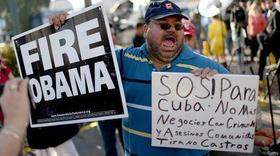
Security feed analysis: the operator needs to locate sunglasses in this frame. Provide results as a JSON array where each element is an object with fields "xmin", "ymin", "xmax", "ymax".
[{"xmin": 150, "ymin": 20, "xmax": 184, "ymax": 31}]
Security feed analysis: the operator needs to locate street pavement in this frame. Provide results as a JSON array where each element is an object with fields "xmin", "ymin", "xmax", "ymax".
[{"xmin": 73, "ymin": 122, "xmax": 123, "ymax": 156}]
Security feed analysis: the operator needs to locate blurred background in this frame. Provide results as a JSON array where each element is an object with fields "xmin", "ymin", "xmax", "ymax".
[
  {"xmin": 1, "ymin": 0, "xmax": 280, "ymax": 155},
  {"xmin": 0, "ymin": 0, "xmax": 199, "ymax": 45}
]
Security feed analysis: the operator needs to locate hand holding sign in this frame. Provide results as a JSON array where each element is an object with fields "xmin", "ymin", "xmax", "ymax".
[
  {"xmin": 191, "ymin": 68, "xmax": 218, "ymax": 78},
  {"xmin": 0, "ymin": 79, "xmax": 30, "ymax": 156},
  {"xmin": 49, "ymin": 12, "xmax": 68, "ymax": 29}
]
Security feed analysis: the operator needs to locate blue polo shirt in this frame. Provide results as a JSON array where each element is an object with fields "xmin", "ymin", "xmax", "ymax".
[{"xmin": 116, "ymin": 43, "xmax": 228, "ymax": 156}]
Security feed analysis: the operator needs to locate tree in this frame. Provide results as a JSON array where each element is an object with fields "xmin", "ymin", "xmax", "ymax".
[
  {"xmin": 0, "ymin": 0, "xmax": 49, "ymax": 34},
  {"xmin": 0, "ymin": 0, "xmax": 5, "ymax": 14},
  {"xmin": 16, "ymin": 0, "xmax": 49, "ymax": 32},
  {"xmin": 0, "ymin": 43, "xmax": 19, "ymax": 76}
]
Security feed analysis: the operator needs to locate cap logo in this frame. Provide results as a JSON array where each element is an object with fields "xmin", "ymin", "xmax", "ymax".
[{"xmin": 165, "ymin": 3, "xmax": 173, "ymax": 9}]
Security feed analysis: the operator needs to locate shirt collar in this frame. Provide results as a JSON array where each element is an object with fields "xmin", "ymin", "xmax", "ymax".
[{"xmin": 178, "ymin": 44, "xmax": 196, "ymax": 60}]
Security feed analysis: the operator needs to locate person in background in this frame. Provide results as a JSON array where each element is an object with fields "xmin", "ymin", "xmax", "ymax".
[
  {"xmin": 223, "ymin": 7, "xmax": 233, "ymax": 55},
  {"xmin": 0, "ymin": 79, "xmax": 30, "ymax": 156},
  {"xmin": 110, "ymin": 23, "xmax": 122, "ymax": 49},
  {"xmin": 0, "ymin": 58, "xmax": 15, "ymax": 124},
  {"xmin": 182, "ymin": 19, "xmax": 197, "ymax": 50},
  {"xmin": 132, "ymin": 22, "xmax": 145, "ymax": 47},
  {"xmin": 260, "ymin": 0, "xmax": 268, "ymax": 15},
  {"xmin": 258, "ymin": 0, "xmax": 280, "ymax": 82},
  {"xmin": 247, "ymin": 1, "xmax": 266, "ymax": 63},
  {"xmin": 230, "ymin": 0, "xmax": 248, "ymax": 73},
  {"xmin": 50, "ymin": 1, "xmax": 228, "ymax": 155},
  {"xmin": 238, "ymin": 0, "xmax": 249, "ymax": 28},
  {"xmin": 98, "ymin": 23, "xmax": 124, "ymax": 156},
  {"xmin": 190, "ymin": 12, "xmax": 204, "ymax": 52},
  {"xmin": 201, "ymin": 16, "xmax": 211, "ymax": 39},
  {"xmin": 0, "ymin": 58, "xmax": 15, "ymax": 84},
  {"xmin": 208, "ymin": 15, "xmax": 228, "ymax": 68},
  {"xmin": 264, "ymin": 0, "xmax": 275, "ymax": 18}
]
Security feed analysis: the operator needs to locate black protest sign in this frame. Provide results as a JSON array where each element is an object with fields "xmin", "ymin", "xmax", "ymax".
[
  {"xmin": 12, "ymin": 3, "xmax": 127, "ymax": 127},
  {"xmin": 152, "ymin": 72, "xmax": 259, "ymax": 153}
]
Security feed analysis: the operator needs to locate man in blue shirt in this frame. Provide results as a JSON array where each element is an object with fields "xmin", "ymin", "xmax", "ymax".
[
  {"xmin": 50, "ymin": 1, "xmax": 228, "ymax": 155},
  {"xmin": 117, "ymin": 2, "xmax": 227, "ymax": 155}
]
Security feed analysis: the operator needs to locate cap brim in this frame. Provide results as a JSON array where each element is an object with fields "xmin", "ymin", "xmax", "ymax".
[{"xmin": 152, "ymin": 13, "xmax": 189, "ymax": 20}]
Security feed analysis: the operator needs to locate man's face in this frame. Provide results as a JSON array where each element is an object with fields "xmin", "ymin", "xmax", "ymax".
[
  {"xmin": 239, "ymin": 1, "xmax": 247, "ymax": 9},
  {"xmin": 144, "ymin": 16, "xmax": 184, "ymax": 63},
  {"xmin": 265, "ymin": 0, "xmax": 274, "ymax": 10}
]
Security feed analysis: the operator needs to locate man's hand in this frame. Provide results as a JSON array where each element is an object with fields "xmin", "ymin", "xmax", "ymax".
[
  {"xmin": 191, "ymin": 68, "xmax": 218, "ymax": 78},
  {"xmin": 49, "ymin": 12, "xmax": 68, "ymax": 29}
]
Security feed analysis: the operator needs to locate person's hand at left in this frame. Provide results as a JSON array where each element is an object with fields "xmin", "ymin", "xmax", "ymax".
[
  {"xmin": 191, "ymin": 68, "xmax": 218, "ymax": 78},
  {"xmin": 0, "ymin": 78, "xmax": 30, "ymax": 138}
]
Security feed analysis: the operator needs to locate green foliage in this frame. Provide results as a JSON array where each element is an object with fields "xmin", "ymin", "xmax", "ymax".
[
  {"xmin": 0, "ymin": 43, "xmax": 19, "ymax": 76},
  {"xmin": 16, "ymin": 0, "xmax": 49, "ymax": 31},
  {"xmin": 0, "ymin": 0, "xmax": 49, "ymax": 33},
  {"xmin": 0, "ymin": 0, "xmax": 6, "ymax": 13}
]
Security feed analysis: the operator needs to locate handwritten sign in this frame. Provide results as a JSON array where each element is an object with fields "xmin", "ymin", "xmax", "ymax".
[{"xmin": 152, "ymin": 72, "xmax": 259, "ymax": 153}]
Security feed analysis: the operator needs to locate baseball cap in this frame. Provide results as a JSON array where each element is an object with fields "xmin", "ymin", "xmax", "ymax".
[{"xmin": 144, "ymin": 0, "xmax": 188, "ymax": 22}]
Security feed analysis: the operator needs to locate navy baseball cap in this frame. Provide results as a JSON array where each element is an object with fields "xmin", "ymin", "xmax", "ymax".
[{"xmin": 144, "ymin": 0, "xmax": 188, "ymax": 22}]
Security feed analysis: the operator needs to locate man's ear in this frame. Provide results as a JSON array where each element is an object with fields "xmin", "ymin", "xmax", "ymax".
[{"xmin": 143, "ymin": 24, "xmax": 148, "ymax": 38}]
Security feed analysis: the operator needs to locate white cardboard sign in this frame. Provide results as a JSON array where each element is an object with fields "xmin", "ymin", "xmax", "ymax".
[{"xmin": 152, "ymin": 72, "xmax": 259, "ymax": 153}]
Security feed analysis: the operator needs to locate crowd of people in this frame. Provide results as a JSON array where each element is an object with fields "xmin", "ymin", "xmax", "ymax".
[
  {"xmin": 184, "ymin": 0, "xmax": 280, "ymax": 82},
  {"xmin": 0, "ymin": 0, "xmax": 280, "ymax": 156},
  {"xmin": 118, "ymin": 0, "xmax": 280, "ymax": 83}
]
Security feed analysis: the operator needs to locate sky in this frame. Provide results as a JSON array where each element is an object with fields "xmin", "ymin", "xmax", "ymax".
[{"xmin": 68, "ymin": 0, "xmax": 85, "ymax": 10}]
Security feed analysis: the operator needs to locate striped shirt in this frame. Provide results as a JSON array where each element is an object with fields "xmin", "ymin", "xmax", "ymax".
[{"xmin": 116, "ymin": 43, "xmax": 228, "ymax": 156}]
